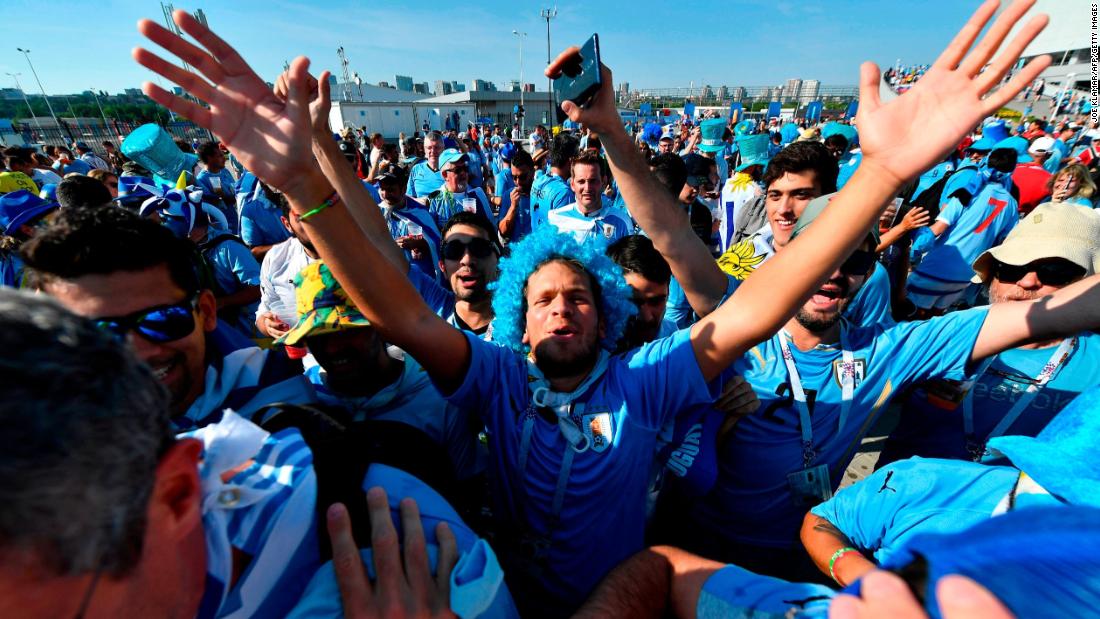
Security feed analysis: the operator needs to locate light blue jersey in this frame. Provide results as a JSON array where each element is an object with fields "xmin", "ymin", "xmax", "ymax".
[
  {"xmin": 440, "ymin": 329, "xmax": 721, "ymax": 611},
  {"xmin": 407, "ymin": 160, "xmax": 444, "ymax": 198},
  {"xmin": 237, "ymin": 181, "xmax": 291, "ymax": 248},
  {"xmin": 407, "ymin": 266, "xmax": 495, "ymax": 341},
  {"xmin": 530, "ymin": 173, "xmax": 574, "ymax": 229},
  {"xmin": 910, "ymin": 159, "xmax": 956, "ymax": 203},
  {"xmin": 687, "ymin": 308, "xmax": 989, "ymax": 548},
  {"xmin": 836, "ymin": 151, "xmax": 862, "ymax": 190},
  {"xmin": 496, "ymin": 171, "xmax": 535, "ymax": 243},
  {"xmin": 881, "ymin": 333, "xmax": 1100, "ymax": 464},
  {"xmin": 382, "ymin": 197, "xmax": 443, "ymax": 282},
  {"xmin": 424, "ymin": 187, "xmax": 494, "ymax": 231},
  {"xmin": 186, "ymin": 412, "xmax": 320, "ymax": 619},
  {"xmin": 201, "ymin": 235, "xmax": 262, "ymax": 336},
  {"xmin": 697, "ymin": 564, "xmax": 833, "ymax": 619},
  {"xmin": 810, "ymin": 458, "xmax": 1058, "ymax": 565},
  {"xmin": 908, "ymin": 183, "xmax": 1017, "ymax": 304},
  {"xmin": 546, "ymin": 203, "xmax": 633, "ymax": 247}
]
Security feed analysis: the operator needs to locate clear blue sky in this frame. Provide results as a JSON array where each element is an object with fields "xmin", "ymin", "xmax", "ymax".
[{"xmin": 2, "ymin": 0, "xmax": 995, "ymax": 96}]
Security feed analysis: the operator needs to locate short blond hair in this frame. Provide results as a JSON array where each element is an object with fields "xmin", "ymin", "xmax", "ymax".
[{"xmin": 1049, "ymin": 163, "xmax": 1096, "ymax": 199}]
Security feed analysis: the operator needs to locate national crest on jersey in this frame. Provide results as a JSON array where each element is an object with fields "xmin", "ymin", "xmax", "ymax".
[
  {"xmin": 833, "ymin": 357, "xmax": 867, "ymax": 389},
  {"xmin": 581, "ymin": 410, "xmax": 615, "ymax": 453}
]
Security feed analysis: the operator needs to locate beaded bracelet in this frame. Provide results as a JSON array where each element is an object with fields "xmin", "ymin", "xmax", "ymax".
[
  {"xmin": 829, "ymin": 547, "xmax": 861, "ymax": 585},
  {"xmin": 297, "ymin": 191, "xmax": 340, "ymax": 222}
]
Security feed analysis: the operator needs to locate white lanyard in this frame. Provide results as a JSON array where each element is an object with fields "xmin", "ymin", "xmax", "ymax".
[
  {"xmin": 963, "ymin": 337, "xmax": 1076, "ymax": 460},
  {"xmin": 778, "ymin": 329, "xmax": 856, "ymax": 467},
  {"xmin": 512, "ymin": 352, "xmax": 611, "ymax": 546}
]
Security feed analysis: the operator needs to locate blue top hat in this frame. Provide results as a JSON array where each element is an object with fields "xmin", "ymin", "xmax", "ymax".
[
  {"xmin": 982, "ymin": 120, "xmax": 1011, "ymax": 144},
  {"xmin": 698, "ymin": 118, "xmax": 727, "ymax": 153},
  {"xmin": 121, "ymin": 124, "xmax": 200, "ymax": 186},
  {"xmin": 967, "ymin": 136, "xmax": 996, "ymax": 152},
  {"xmin": 735, "ymin": 134, "xmax": 771, "ymax": 171},
  {"xmin": 115, "ymin": 176, "xmax": 157, "ymax": 201},
  {"xmin": 993, "ymin": 135, "xmax": 1032, "ymax": 163},
  {"xmin": 734, "ymin": 119, "xmax": 756, "ymax": 136},
  {"xmin": 0, "ymin": 190, "xmax": 58, "ymax": 236},
  {"xmin": 822, "ymin": 121, "xmax": 858, "ymax": 147},
  {"xmin": 38, "ymin": 183, "xmax": 58, "ymax": 202}
]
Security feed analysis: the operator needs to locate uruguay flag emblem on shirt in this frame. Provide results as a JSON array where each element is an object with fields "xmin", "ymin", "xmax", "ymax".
[{"xmin": 583, "ymin": 411, "xmax": 615, "ymax": 453}]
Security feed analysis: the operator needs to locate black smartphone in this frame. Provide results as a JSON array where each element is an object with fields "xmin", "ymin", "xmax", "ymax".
[{"xmin": 554, "ymin": 33, "xmax": 602, "ymax": 109}]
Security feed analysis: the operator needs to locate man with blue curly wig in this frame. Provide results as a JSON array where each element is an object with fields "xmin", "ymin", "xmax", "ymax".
[{"xmin": 137, "ymin": 2, "xmax": 1078, "ymax": 616}]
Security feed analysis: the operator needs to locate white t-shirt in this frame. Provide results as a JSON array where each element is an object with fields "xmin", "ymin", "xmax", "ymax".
[{"xmin": 256, "ymin": 237, "xmax": 317, "ymax": 324}]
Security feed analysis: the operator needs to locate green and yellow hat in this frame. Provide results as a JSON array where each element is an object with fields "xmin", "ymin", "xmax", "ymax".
[{"xmin": 277, "ymin": 262, "xmax": 371, "ymax": 346}]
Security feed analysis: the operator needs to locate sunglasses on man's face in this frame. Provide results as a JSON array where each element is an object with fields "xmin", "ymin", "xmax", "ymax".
[
  {"xmin": 840, "ymin": 250, "xmax": 877, "ymax": 277},
  {"xmin": 95, "ymin": 295, "xmax": 199, "ymax": 343},
  {"xmin": 445, "ymin": 165, "xmax": 469, "ymax": 175},
  {"xmin": 993, "ymin": 259, "xmax": 1086, "ymax": 287},
  {"xmin": 442, "ymin": 237, "xmax": 497, "ymax": 260}
]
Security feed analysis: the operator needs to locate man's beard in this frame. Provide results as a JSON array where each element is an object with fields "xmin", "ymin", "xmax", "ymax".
[
  {"xmin": 794, "ymin": 306, "xmax": 844, "ymax": 333},
  {"xmin": 534, "ymin": 337, "xmax": 600, "ymax": 379}
]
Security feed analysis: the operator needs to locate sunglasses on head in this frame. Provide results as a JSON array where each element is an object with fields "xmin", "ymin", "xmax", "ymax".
[
  {"xmin": 993, "ymin": 259, "xmax": 1086, "ymax": 287},
  {"xmin": 442, "ymin": 237, "xmax": 497, "ymax": 260},
  {"xmin": 95, "ymin": 295, "xmax": 199, "ymax": 343},
  {"xmin": 840, "ymin": 250, "xmax": 877, "ymax": 276}
]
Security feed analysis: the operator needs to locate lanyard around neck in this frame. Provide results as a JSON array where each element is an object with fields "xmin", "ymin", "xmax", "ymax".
[
  {"xmin": 778, "ymin": 328, "xmax": 855, "ymax": 466},
  {"xmin": 963, "ymin": 337, "xmax": 1076, "ymax": 460}
]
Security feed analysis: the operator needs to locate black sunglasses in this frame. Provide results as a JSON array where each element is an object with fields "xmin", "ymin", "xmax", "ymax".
[
  {"xmin": 445, "ymin": 165, "xmax": 469, "ymax": 175},
  {"xmin": 95, "ymin": 295, "xmax": 199, "ymax": 343},
  {"xmin": 442, "ymin": 237, "xmax": 497, "ymax": 260},
  {"xmin": 840, "ymin": 250, "xmax": 877, "ymax": 276},
  {"xmin": 993, "ymin": 259, "xmax": 1086, "ymax": 287}
]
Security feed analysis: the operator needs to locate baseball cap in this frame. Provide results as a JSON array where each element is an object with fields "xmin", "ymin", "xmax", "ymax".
[
  {"xmin": 791, "ymin": 193, "xmax": 881, "ymax": 248},
  {"xmin": 972, "ymin": 202, "xmax": 1100, "ymax": 284},
  {"xmin": 1028, "ymin": 135, "xmax": 1056, "ymax": 155},
  {"xmin": 439, "ymin": 148, "xmax": 468, "ymax": 170},
  {"xmin": 278, "ymin": 262, "xmax": 372, "ymax": 346}
]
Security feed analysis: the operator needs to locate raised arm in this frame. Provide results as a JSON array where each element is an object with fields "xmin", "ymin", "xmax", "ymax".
[
  {"xmin": 970, "ymin": 273, "xmax": 1100, "ymax": 363},
  {"xmin": 272, "ymin": 69, "xmax": 408, "ymax": 272},
  {"xmin": 800, "ymin": 513, "xmax": 877, "ymax": 587},
  {"xmin": 134, "ymin": 11, "xmax": 471, "ymax": 393},
  {"xmin": 622, "ymin": 0, "xmax": 1046, "ymax": 381},
  {"xmin": 548, "ymin": 61, "xmax": 730, "ymax": 317}
]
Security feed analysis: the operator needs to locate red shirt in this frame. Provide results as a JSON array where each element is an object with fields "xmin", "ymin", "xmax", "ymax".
[{"xmin": 1012, "ymin": 162, "xmax": 1052, "ymax": 216}]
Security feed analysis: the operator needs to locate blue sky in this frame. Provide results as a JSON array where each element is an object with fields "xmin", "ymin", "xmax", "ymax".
[{"xmin": 2, "ymin": 1, "xmax": 997, "ymax": 96}]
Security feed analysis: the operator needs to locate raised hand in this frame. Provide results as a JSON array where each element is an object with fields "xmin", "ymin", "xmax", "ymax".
[
  {"xmin": 855, "ymin": 0, "xmax": 1050, "ymax": 186},
  {"xmin": 134, "ymin": 10, "xmax": 322, "ymax": 201},
  {"xmin": 274, "ymin": 69, "xmax": 333, "ymax": 138},
  {"xmin": 545, "ymin": 49, "xmax": 621, "ymax": 135},
  {"xmin": 829, "ymin": 571, "xmax": 1014, "ymax": 619},
  {"xmin": 328, "ymin": 489, "xmax": 458, "ymax": 619}
]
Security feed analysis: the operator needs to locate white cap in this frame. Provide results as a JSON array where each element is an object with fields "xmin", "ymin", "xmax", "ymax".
[
  {"xmin": 1029, "ymin": 135, "xmax": 1056, "ymax": 155},
  {"xmin": 972, "ymin": 202, "xmax": 1100, "ymax": 283}
]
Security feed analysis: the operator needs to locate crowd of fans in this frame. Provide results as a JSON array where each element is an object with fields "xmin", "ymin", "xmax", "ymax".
[{"xmin": 1, "ymin": 1, "xmax": 1099, "ymax": 617}]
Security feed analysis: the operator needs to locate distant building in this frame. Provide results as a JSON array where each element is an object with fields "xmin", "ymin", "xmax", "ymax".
[
  {"xmin": 729, "ymin": 86, "xmax": 745, "ymax": 102},
  {"xmin": 413, "ymin": 82, "xmax": 430, "ymax": 95},
  {"xmin": 783, "ymin": 78, "xmax": 802, "ymax": 103},
  {"xmin": 1011, "ymin": 0, "xmax": 1090, "ymax": 93},
  {"xmin": 124, "ymin": 88, "xmax": 144, "ymax": 97},
  {"xmin": 450, "ymin": 81, "xmax": 465, "ymax": 93},
  {"xmin": 507, "ymin": 80, "xmax": 521, "ymax": 92},
  {"xmin": 378, "ymin": 81, "xmax": 392, "ymax": 89},
  {"xmin": 470, "ymin": 79, "xmax": 496, "ymax": 92},
  {"xmin": 799, "ymin": 79, "xmax": 820, "ymax": 104},
  {"xmin": 523, "ymin": 83, "xmax": 535, "ymax": 93},
  {"xmin": 618, "ymin": 82, "xmax": 630, "ymax": 95},
  {"xmin": 434, "ymin": 80, "xmax": 453, "ymax": 95},
  {"xmin": 395, "ymin": 75, "xmax": 413, "ymax": 92}
]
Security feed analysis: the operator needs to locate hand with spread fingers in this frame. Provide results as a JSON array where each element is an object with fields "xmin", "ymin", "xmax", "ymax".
[
  {"xmin": 852, "ymin": 0, "xmax": 1050, "ymax": 186},
  {"xmin": 133, "ymin": 10, "xmax": 324, "ymax": 202},
  {"xmin": 327, "ymin": 489, "xmax": 458, "ymax": 619}
]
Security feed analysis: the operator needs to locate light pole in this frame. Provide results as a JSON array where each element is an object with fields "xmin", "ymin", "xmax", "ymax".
[
  {"xmin": 540, "ymin": 7, "xmax": 557, "ymax": 126},
  {"xmin": 16, "ymin": 48, "xmax": 66, "ymax": 141},
  {"xmin": 4, "ymin": 72, "xmax": 44, "ymax": 137},
  {"xmin": 513, "ymin": 30, "xmax": 527, "ymax": 136},
  {"xmin": 89, "ymin": 87, "xmax": 113, "ymax": 137}
]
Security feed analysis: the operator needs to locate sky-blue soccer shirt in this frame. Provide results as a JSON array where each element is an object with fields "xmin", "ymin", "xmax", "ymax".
[
  {"xmin": 810, "ymin": 458, "xmax": 1060, "ymax": 565},
  {"xmin": 438, "ymin": 328, "xmax": 721, "ymax": 607},
  {"xmin": 881, "ymin": 333, "xmax": 1100, "ymax": 464},
  {"xmin": 407, "ymin": 160, "xmax": 444, "ymax": 198},
  {"xmin": 912, "ymin": 184, "xmax": 1019, "ymax": 285},
  {"xmin": 530, "ymin": 172, "xmax": 574, "ymax": 229},
  {"xmin": 688, "ymin": 307, "xmax": 989, "ymax": 548},
  {"xmin": 546, "ymin": 203, "xmax": 633, "ymax": 247}
]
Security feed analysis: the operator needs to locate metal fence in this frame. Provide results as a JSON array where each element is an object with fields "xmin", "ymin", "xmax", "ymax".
[{"xmin": 9, "ymin": 120, "xmax": 213, "ymax": 154}]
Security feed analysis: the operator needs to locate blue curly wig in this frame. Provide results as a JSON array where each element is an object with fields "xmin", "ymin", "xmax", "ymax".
[{"xmin": 490, "ymin": 226, "xmax": 637, "ymax": 354}]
